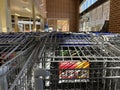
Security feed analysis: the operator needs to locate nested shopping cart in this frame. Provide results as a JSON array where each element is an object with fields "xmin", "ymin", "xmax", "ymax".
[
  {"xmin": 0, "ymin": 32, "xmax": 51, "ymax": 90},
  {"xmin": 35, "ymin": 33, "xmax": 120, "ymax": 90},
  {"xmin": 102, "ymin": 34, "xmax": 120, "ymax": 50}
]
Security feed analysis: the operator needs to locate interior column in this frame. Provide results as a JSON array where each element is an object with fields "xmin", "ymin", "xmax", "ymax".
[
  {"xmin": 40, "ymin": 18, "xmax": 45, "ymax": 31},
  {"xmin": 14, "ymin": 15, "xmax": 19, "ymax": 32},
  {"xmin": 0, "ymin": 0, "xmax": 12, "ymax": 32},
  {"xmin": 32, "ymin": 3, "xmax": 36, "ymax": 32}
]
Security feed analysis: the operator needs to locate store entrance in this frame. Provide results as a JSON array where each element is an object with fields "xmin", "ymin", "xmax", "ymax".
[
  {"xmin": 57, "ymin": 20, "xmax": 69, "ymax": 32},
  {"xmin": 48, "ymin": 19, "xmax": 69, "ymax": 32}
]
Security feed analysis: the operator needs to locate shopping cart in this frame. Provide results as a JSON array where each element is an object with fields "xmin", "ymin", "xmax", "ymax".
[
  {"xmin": 35, "ymin": 33, "xmax": 120, "ymax": 90},
  {"xmin": 99, "ymin": 33, "xmax": 120, "ymax": 50},
  {"xmin": 1, "ymin": 32, "xmax": 120, "ymax": 90},
  {"xmin": 0, "ymin": 33, "xmax": 33, "ymax": 65},
  {"xmin": 0, "ymin": 32, "xmax": 51, "ymax": 90}
]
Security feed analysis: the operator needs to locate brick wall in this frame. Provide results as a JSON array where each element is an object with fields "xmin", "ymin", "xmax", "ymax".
[
  {"xmin": 109, "ymin": 0, "xmax": 120, "ymax": 33},
  {"xmin": 46, "ymin": 0, "xmax": 79, "ymax": 32}
]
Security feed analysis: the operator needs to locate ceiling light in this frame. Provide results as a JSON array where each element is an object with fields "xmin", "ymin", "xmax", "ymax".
[
  {"xmin": 36, "ymin": 16, "xmax": 40, "ymax": 19},
  {"xmin": 15, "ymin": 13, "xmax": 20, "ymax": 16},
  {"xmin": 24, "ymin": 8, "xmax": 31, "ymax": 12}
]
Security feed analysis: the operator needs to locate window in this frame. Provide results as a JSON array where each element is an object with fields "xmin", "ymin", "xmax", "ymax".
[{"xmin": 80, "ymin": 0, "xmax": 97, "ymax": 13}]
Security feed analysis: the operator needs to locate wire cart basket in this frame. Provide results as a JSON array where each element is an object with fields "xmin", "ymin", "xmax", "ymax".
[
  {"xmin": 36, "ymin": 33, "xmax": 120, "ymax": 90},
  {"xmin": 0, "ymin": 32, "xmax": 50, "ymax": 90}
]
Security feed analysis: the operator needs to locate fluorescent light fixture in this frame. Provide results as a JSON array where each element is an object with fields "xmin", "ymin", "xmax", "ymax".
[
  {"xmin": 15, "ymin": 13, "xmax": 20, "ymax": 16},
  {"xmin": 24, "ymin": 8, "xmax": 31, "ymax": 12},
  {"xmin": 36, "ymin": 16, "xmax": 40, "ymax": 19}
]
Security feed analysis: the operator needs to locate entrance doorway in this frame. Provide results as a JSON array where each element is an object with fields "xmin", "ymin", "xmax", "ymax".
[
  {"xmin": 48, "ymin": 19, "xmax": 69, "ymax": 32},
  {"xmin": 57, "ymin": 20, "xmax": 69, "ymax": 32}
]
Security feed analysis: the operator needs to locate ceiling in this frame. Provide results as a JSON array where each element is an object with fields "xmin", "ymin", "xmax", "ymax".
[{"xmin": 10, "ymin": 0, "xmax": 46, "ymax": 18}]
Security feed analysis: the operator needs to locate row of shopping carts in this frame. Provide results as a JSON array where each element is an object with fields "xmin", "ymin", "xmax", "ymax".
[
  {"xmin": 0, "ymin": 32, "xmax": 51, "ymax": 90},
  {"xmin": 0, "ymin": 32, "xmax": 120, "ymax": 90}
]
